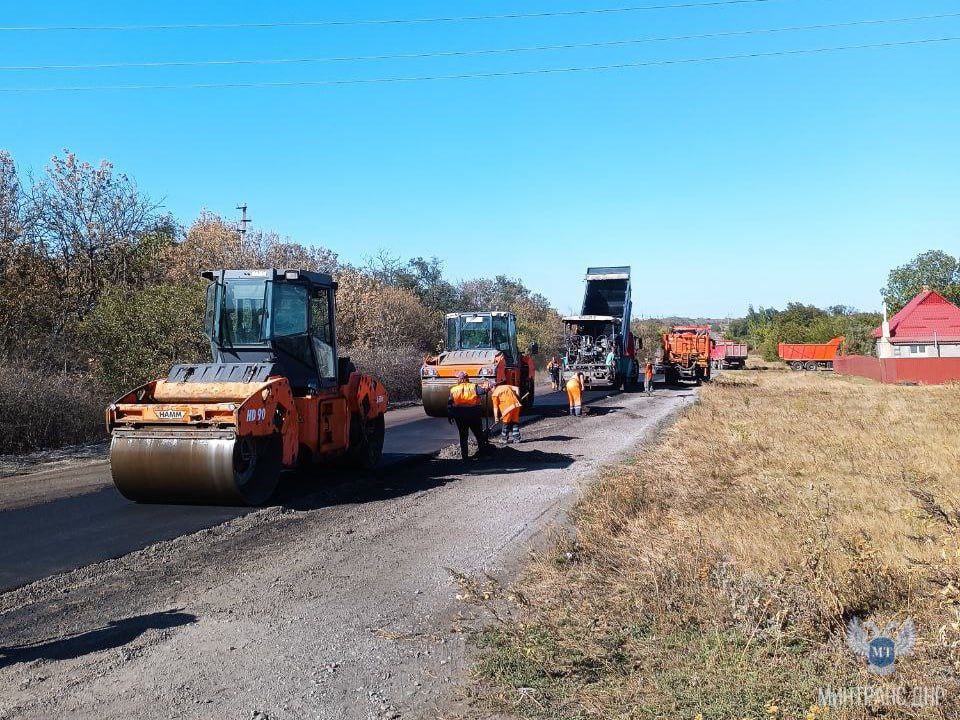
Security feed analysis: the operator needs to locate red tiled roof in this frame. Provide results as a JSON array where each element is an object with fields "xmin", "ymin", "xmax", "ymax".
[{"xmin": 873, "ymin": 290, "xmax": 960, "ymax": 342}]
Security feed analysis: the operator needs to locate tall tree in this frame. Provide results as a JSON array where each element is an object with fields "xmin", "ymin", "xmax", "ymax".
[
  {"xmin": 28, "ymin": 152, "xmax": 163, "ymax": 334},
  {"xmin": 882, "ymin": 250, "xmax": 960, "ymax": 314},
  {"xmin": 166, "ymin": 211, "xmax": 338, "ymax": 283}
]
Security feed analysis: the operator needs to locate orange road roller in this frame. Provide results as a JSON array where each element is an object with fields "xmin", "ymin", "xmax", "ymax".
[
  {"xmin": 107, "ymin": 269, "xmax": 388, "ymax": 506},
  {"xmin": 420, "ymin": 311, "xmax": 536, "ymax": 417}
]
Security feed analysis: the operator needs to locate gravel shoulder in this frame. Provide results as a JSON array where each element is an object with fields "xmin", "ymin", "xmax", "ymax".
[{"xmin": 0, "ymin": 387, "xmax": 695, "ymax": 720}]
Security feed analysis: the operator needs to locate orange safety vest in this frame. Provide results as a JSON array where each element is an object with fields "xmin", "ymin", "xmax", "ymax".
[
  {"xmin": 491, "ymin": 384, "xmax": 522, "ymax": 421},
  {"xmin": 645, "ymin": 364, "xmax": 654, "ymax": 379},
  {"xmin": 450, "ymin": 382, "xmax": 481, "ymax": 407}
]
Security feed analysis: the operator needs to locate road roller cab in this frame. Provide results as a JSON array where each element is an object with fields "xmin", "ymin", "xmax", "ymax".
[
  {"xmin": 420, "ymin": 311, "xmax": 536, "ymax": 418},
  {"xmin": 107, "ymin": 269, "xmax": 389, "ymax": 506}
]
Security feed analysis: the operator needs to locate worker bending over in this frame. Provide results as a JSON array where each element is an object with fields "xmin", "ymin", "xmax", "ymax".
[
  {"xmin": 491, "ymin": 381, "xmax": 523, "ymax": 444},
  {"xmin": 565, "ymin": 371, "xmax": 585, "ymax": 416},
  {"xmin": 448, "ymin": 371, "xmax": 494, "ymax": 460}
]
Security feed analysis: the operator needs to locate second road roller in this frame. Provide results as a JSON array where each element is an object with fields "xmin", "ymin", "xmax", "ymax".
[
  {"xmin": 419, "ymin": 311, "xmax": 537, "ymax": 417},
  {"xmin": 106, "ymin": 268, "xmax": 388, "ymax": 506}
]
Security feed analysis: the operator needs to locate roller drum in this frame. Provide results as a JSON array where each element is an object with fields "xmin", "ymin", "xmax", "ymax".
[
  {"xmin": 421, "ymin": 379, "xmax": 494, "ymax": 418},
  {"xmin": 110, "ymin": 429, "xmax": 282, "ymax": 506},
  {"xmin": 421, "ymin": 381, "xmax": 454, "ymax": 418}
]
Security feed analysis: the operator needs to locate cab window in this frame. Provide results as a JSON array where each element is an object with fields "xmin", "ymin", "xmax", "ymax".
[
  {"xmin": 203, "ymin": 282, "xmax": 218, "ymax": 339},
  {"xmin": 460, "ymin": 316, "xmax": 492, "ymax": 350},
  {"xmin": 222, "ymin": 280, "xmax": 267, "ymax": 345},
  {"xmin": 492, "ymin": 315, "xmax": 511, "ymax": 356},
  {"xmin": 310, "ymin": 289, "xmax": 336, "ymax": 380},
  {"xmin": 445, "ymin": 316, "xmax": 458, "ymax": 351},
  {"xmin": 272, "ymin": 283, "xmax": 308, "ymax": 337}
]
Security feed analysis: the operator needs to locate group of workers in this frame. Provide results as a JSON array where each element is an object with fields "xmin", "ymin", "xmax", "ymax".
[
  {"xmin": 447, "ymin": 370, "xmax": 521, "ymax": 460},
  {"xmin": 446, "ymin": 360, "xmax": 656, "ymax": 461}
]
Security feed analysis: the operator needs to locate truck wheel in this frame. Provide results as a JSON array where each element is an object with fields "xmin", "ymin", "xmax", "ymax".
[
  {"xmin": 790, "ymin": 361, "xmax": 804, "ymax": 371},
  {"xmin": 348, "ymin": 413, "xmax": 385, "ymax": 470},
  {"xmin": 804, "ymin": 361, "xmax": 818, "ymax": 372}
]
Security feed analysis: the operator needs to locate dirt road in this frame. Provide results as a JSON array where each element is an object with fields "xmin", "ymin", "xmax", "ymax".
[{"xmin": 0, "ymin": 387, "xmax": 694, "ymax": 720}]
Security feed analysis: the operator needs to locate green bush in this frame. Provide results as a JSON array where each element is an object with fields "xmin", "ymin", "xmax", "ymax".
[{"xmin": 78, "ymin": 282, "xmax": 208, "ymax": 395}]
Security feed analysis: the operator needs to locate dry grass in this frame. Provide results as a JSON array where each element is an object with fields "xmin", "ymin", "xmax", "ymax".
[
  {"xmin": 0, "ymin": 366, "xmax": 107, "ymax": 454},
  {"xmin": 470, "ymin": 370, "xmax": 960, "ymax": 719}
]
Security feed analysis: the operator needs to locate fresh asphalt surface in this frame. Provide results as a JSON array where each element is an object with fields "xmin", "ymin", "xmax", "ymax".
[{"xmin": 0, "ymin": 387, "xmax": 616, "ymax": 592}]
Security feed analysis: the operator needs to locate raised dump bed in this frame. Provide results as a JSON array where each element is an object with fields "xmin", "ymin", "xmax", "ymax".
[{"xmin": 561, "ymin": 267, "xmax": 639, "ymax": 389}]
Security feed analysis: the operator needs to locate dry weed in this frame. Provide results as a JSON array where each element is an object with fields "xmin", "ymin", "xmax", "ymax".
[{"xmin": 471, "ymin": 371, "xmax": 960, "ymax": 719}]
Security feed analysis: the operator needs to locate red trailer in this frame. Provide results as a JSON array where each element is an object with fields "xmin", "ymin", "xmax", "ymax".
[
  {"xmin": 711, "ymin": 341, "xmax": 748, "ymax": 370},
  {"xmin": 778, "ymin": 336, "xmax": 845, "ymax": 371}
]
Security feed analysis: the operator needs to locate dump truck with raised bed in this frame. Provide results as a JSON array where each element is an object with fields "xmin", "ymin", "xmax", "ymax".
[
  {"xmin": 561, "ymin": 266, "xmax": 639, "ymax": 389},
  {"xmin": 420, "ymin": 311, "xmax": 536, "ymax": 417},
  {"xmin": 778, "ymin": 336, "xmax": 845, "ymax": 371},
  {"xmin": 660, "ymin": 325, "xmax": 715, "ymax": 385},
  {"xmin": 711, "ymin": 341, "xmax": 748, "ymax": 370},
  {"xmin": 106, "ymin": 269, "xmax": 389, "ymax": 506}
]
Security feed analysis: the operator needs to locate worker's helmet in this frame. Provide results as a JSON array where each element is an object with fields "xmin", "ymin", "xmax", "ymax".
[{"xmin": 456, "ymin": 371, "xmax": 469, "ymax": 382}]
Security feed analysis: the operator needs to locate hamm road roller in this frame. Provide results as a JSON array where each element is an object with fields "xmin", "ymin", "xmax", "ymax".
[
  {"xmin": 420, "ymin": 311, "xmax": 536, "ymax": 417},
  {"xmin": 107, "ymin": 269, "xmax": 388, "ymax": 506}
]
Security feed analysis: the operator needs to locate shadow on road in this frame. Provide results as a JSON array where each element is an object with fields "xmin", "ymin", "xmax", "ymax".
[
  {"xmin": 276, "ymin": 387, "xmax": 700, "ymax": 510},
  {"xmin": 430, "ymin": 445, "xmax": 577, "ymax": 477},
  {"xmin": 581, "ymin": 406, "xmax": 624, "ymax": 416},
  {"xmin": 279, "ymin": 443, "xmax": 578, "ymax": 510},
  {"xmin": 0, "ymin": 610, "xmax": 196, "ymax": 668}
]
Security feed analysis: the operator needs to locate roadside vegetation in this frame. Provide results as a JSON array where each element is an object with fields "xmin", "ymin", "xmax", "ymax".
[
  {"xmin": 0, "ymin": 149, "xmax": 563, "ymax": 452},
  {"xmin": 726, "ymin": 304, "xmax": 881, "ymax": 361},
  {"xmin": 724, "ymin": 250, "xmax": 960, "ymax": 362},
  {"xmin": 469, "ymin": 367, "xmax": 960, "ymax": 719}
]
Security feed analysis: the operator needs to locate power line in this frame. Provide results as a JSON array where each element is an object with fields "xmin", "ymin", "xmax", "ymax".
[
  {"xmin": 0, "ymin": 36, "xmax": 955, "ymax": 94},
  {"xmin": 2, "ymin": 12, "xmax": 957, "ymax": 72},
  {"xmin": 0, "ymin": 0, "xmax": 787, "ymax": 32}
]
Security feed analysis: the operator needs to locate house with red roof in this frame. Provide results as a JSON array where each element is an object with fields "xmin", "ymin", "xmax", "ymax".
[{"xmin": 873, "ymin": 288, "xmax": 960, "ymax": 359}]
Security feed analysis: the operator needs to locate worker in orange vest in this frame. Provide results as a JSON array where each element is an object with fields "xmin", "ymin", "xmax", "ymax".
[
  {"xmin": 491, "ymin": 381, "xmax": 523, "ymax": 444},
  {"xmin": 644, "ymin": 361, "xmax": 655, "ymax": 395},
  {"xmin": 565, "ymin": 371, "xmax": 584, "ymax": 416},
  {"xmin": 447, "ymin": 371, "xmax": 493, "ymax": 460}
]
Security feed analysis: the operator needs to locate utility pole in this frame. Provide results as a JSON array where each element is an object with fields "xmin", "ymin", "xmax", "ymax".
[{"xmin": 236, "ymin": 203, "xmax": 250, "ymax": 249}]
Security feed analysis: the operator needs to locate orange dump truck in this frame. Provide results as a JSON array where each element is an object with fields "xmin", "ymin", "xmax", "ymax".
[
  {"xmin": 778, "ymin": 336, "xmax": 845, "ymax": 371},
  {"xmin": 660, "ymin": 325, "xmax": 715, "ymax": 385},
  {"xmin": 420, "ymin": 311, "xmax": 537, "ymax": 417}
]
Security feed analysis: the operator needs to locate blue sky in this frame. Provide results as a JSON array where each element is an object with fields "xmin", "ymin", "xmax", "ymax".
[{"xmin": 1, "ymin": 0, "xmax": 958, "ymax": 317}]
